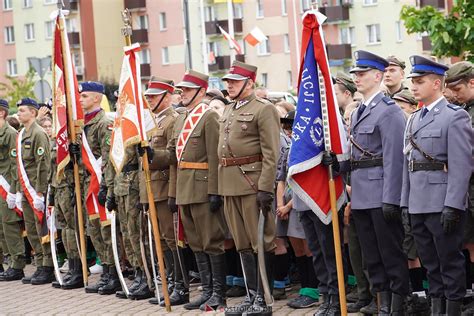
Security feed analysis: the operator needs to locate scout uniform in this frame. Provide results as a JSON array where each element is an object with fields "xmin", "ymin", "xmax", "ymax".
[
  {"xmin": 385, "ymin": 55, "xmax": 409, "ymax": 98},
  {"xmin": 168, "ymin": 70, "xmax": 227, "ymax": 311},
  {"xmin": 139, "ymin": 77, "xmax": 189, "ymax": 306},
  {"xmin": 16, "ymin": 98, "xmax": 53, "ymax": 285},
  {"xmin": 401, "ymin": 57, "xmax": 472, "ymax": 315},
  {"xmin": 349, "ymin": 51, "xmax": 409, "ymax": 314},
  {"xmin": 0, "ymin": 99, "xmax": 25, "ymax": 281},
  {"xmin": 219, "ymin": 61, "xmax": 280, "ymax": 315}
]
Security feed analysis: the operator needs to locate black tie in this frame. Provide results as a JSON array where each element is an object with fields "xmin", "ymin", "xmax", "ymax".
[
  {"xmin": 421, "ymin": 107, "xmax": 429, "ymax": 119},
  {"xmin": 357, "ymin": 104, "xmax": 367, "ymax": 120}
]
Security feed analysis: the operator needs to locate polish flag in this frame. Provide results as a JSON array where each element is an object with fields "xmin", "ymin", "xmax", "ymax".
[
  {"xmin": 217, "ymin": 25, "xmax": 242, "ymax": 54},
  {"xmin": 244, "ymin": 26, "xmax": 268, "ymax": 46}
]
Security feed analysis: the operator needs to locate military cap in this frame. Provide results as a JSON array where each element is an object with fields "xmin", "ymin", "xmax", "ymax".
[
  {"xmin": 392, "ymin": 89, "xmax": 417, "ymax": 106},
  {"xmin": 206, "ymin": 88, "xmax": 224, "ymax": 99},
  {"xmin": 349, "ymin": 50, "xmax": 389, "ymax": 73},
  {"xmin": 222, "ymin": 60, "xmax": 257, "ymax": 81},
  {"xmin": 280, "ymin": 110, "xmax": 295, "ymax": 124},
  {"xmin": 0, "ymin": 99, "xmax": 8, "ymax": 110},
  {"xmin": 176, "ymin": 70, "xmax": 209, "ymax": 90},
  {"xmin": 386, "ymin": 55, "xmax": 406, "ymax": 69},
  {"xmin": 145, "ymin": 76, "xmax": 175, "ymax": 95},
  {"xmin": 78, "ymin": 81, "xmax": 105, "ymax": 94},
  {"xmin": 335, "ymin": 72, "xmax": 357, "ymax": 94},
  {"xmin": 407, "ymin": 55, "xmax": 449, "ymax": 78},
  {"xmin": 445, "ymin": 61, "xmax": 474, "ymax": 87},
  {"xmin": 17, "ymin": 97, "xmax": 39, "ymax": 109}
]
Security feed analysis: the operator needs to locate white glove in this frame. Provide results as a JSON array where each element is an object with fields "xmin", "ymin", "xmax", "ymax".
[
  {"xmin": 6, "ymin": 193, "xmax": 16, "ymax": 209},
  {"xmin": 15, "ymin": 192, "xmax": 22, "ymax": 208},
  {"xmin": 33, "ymin": 196, "xmax": 45, "ymax": 212}
]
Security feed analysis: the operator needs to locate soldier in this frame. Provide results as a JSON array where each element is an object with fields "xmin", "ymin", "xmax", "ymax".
[
  {"xmin": 349, "ymin": 51, "xmax": 409, "ymax": 314},
  {"xmin": 219, "ymin": 61, "xmax": 280, "ymax": 316},
  {"xmin": 15, "ymin": 98, "xmax": 53, "ymax": 285},
  {"xmin": 392, "ymin": 90, "xmax": 418, "ymax": 118},
  {"xmin": 384, "ymin": 56, "xmax": 409, "ymax": 98},
  {"xmin": 401, "ymin": 56, "xmax": 473, "ymax": 316},
  {"xmin": 168, "ymin": 70, "xmax": 227, "ymax": 311},
  {"xmin": 0, "ymin": 99, "xmax": 25, "ymax": 281},
  {"xmin": 334, "ymin": 72, "xmax": 357, "ymax": 115}
]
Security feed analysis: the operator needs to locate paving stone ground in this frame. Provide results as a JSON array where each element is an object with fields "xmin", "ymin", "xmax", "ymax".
[{"xmin": 0, "ymin": 264, "xmax": 359, "ymax": 315}]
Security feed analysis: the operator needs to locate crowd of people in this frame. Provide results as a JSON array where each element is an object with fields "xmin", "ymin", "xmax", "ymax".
[{"xmin": 0, "ymin": 51, "xmax": 472, "ymax": 316}]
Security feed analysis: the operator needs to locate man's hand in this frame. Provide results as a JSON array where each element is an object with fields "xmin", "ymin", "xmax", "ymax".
[
  {"xmin": 257, "ymin": 191, "xmax": 274, "ymax": 216},
  {"xmin": 136, "ymin": 202, "xmax": 149, "ymax": 212},
  {"xmin": 69, "ymin": 143, "xmax": 81, "ymax": 161},
  {"xmin": 209, "ymin": 195, "xmax": 223, "ymax": 213},
  {"xmin": 106, "ymin": 195, "xmax": 117, "ymax": 212},
  {"xmin": 382, "ymin": 203, "xmax": 402, "ymax": 222},
  {"xmin": 344, "ymin": 202, "xmax": 352, "ymax": 226},
  {"xmin": 168, "ymin": 197, "xmax": 178, "ymax": 213},
  {"xmin": 98, "ymin": 185, "xmax": 107, "ymax": 206},
  {"xmin": 15, "ymin": 192, "xmax": 22, "ymax": 210},
  {"xmin": 440, "ymin": 206, "xmax": 461, "ymax": 234},
  {"xmin": 138, "ymin": 145, "xmax": 154, "ymax": 163}
]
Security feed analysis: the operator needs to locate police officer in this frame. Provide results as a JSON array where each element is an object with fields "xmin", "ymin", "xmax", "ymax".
[
  {"xmin": 349, "ymin": 51, "xmax": 409, "ymax": 314},
  {"xmin": 401, "ymin": 57, "xmax": 472, "ymax": 315},
  {"xmin": 384, "ymin": 55, "xmax": 409, "ymax": 98},
  {"xmin": 168, "ymin": 70, "xmax": 227, "ymax": 311},
  {"xmin": 16, "ymin": 98, "xmax": 53, "ymax": 285},
  {"xmin": 0, "ymin": 99, "xmax": 25, "ymax": 281},
  {"xmin": 219, "ymin": 61, "xmax": 280, "ymax": 316}
]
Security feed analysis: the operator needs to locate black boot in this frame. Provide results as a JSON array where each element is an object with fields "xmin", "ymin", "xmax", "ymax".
[
  {"xmin": 0, "ymin": 267, "xmax": 24, "ymax": 281},
  {"xmin": 62, "ymin": 258, "xmax": 84, "ymax": 289},
  {"xmin": 326, "ymin": 295, "xmax": 341, "ymax": 316},
  {"xmin": 183, "ymin": 252, "xmax": 212, "ymax": 310},
  {"xmin": 378, "ymin": 291, "xmax": 392, "ymax": 315},
  {"xmin": 116, "ymin": 268, "xmax": 141, "ymax": 299},
  {"xmin": 390, "ymin": 293, "xmax": 407, "ymax": 316},
  {"xmin": 22, "ymin": 267, "xmax": 42, "ymax": 284},
  {"xmin": 85, "ymin": 264, "xmax": 109, "ymax": 293},
  {"xmin": 315, "ymin": 294, "xmax": 331, "ymax": 316},
  {"xmin": 431, "ymin": 297, "xmax": 446, "ymax": 316},
  {"xmin": 129, "ymin": 272, "xmax": 154, "ymax": 300},
  {"xmin": 53, "ymin": 259, "xmax": 74, "ymax": 288},
  {"xmin": 446, "ymin": 300, "xmax": 461, "ymax": 316},
  {"xmin": 160, "ymin": 249, "xmax": 189, "ymax": 306},
  {"xmin": 247, "ymin": 252, "xmax": 274, "ymax": 316},
  {"xmin": 225, "ymin": 251, "xmax": 258, "ymax": 316},
  {"xmin": 98, "ymin": 266, "xmax": 122, "ymax": 295},
  {"xmin": 200, "ymin": 253, "xmax": 227, "ymax": 311},
  {"xmin": 31, "ymin": 266, "xmax": 55, "ymax": 285}
]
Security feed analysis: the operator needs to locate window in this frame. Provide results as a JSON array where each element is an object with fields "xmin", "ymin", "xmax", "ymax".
[
  {"xmin": 137, "ymin": 15, "xmax": 148, "ymax": 29},
  {"xmin": 65, "ymin": 18, "xmax": 77, "ymax": 32},
  {"xmin": 281, "ymin": 0, "xmax": 287, "ymax": 16},
  {"xmin": 140, "ymin": 49, "xmax": 150, "ymax": 64},
  {"xmin": 395, "ymin": 21, "xmax": 402, "ymax": 42},
  {"xmin": 233, "ymin": 3, "xmax": 243, "ymax": 19},
  {"xmin": 283, "ymin": 34, "xmax": 290, "ymax": 53},
  {"xmin": 340, "ymin": 26, "xmax": 355, "ymax": 45},
  {"xmin": 366, "ymin": 24, "xmax": 381, "ymax": 44},
  {"xmin": 257, "ymin": 38, "xmax": 270, "ymax": 55},
  {"xmin": 363, "ymin": 0, "xmax": 377, "ymax": 5},
  {"xmin": 4, "ymin": 26, "xmax": 14, "ymax": 44},
  {"xmin": 208, "ymin": 42, "xmax": 221, "ymax": 57},
  {"xmin": 24, "ymin": 23, "xmax": 35, "ymax": 41},
  {"xmin": 3, "ymin": 0, "xmax": 12, "ymax": 10},
  {"xmin": 256, "ymin": 0, "xmax": 264, "ymax": 18},
  {"xmin": 204, "ymin": 6, "xmax": 215, "ymax": 22},
  {"xmin": 45, "ymin": 21, "xmax": 54, "ymax": 39},
  {"xmin": 287, "ymin": 71, "xmax": 292, "ymax": 89},
  {"xmin": 301, "ymin": 0, "xmax": 311, "ymax": 13},
  {"xmin": 23, "ymin": 0, "xmax": 32, "ymax": 8},
  {"xmin": 159, "ymin": 12, "xmax": 167, "ymax": 30},
  {"xmin": 44, "ymin": 0, "xmax": 56, "ymax": 4},
  {"xmin": 7, "ymin": 59, "xmax": 17, "ymax": 76},
  {"xmin": 261, "ymin": 73, "xmax": 268, "ymax": 87},
  {"xmin": 162, "ymin": 47, "xmax": 169, "ymax": 65}
]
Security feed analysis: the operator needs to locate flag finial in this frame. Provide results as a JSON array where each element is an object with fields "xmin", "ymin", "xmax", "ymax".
[{"xmin": 121, "ymin": 9, "xmax": 132, "ymax": 38}]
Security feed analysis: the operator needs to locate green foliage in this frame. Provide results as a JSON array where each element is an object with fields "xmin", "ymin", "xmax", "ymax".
[
  {"xmin": 0, "ymin": 68, "xmax": 37, "ymax": 114},
  {"xmin": 400, "ymin": 0, "xmax": 474, "ymax": 62}
]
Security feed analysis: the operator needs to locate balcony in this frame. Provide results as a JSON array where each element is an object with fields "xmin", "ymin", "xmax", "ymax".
[
  {"xmin": 419, "ymin": 0, "xmax": 444, "ymax": 9},
  {"xmin": 141, "ymin": 63, "xmax": 151, "ymax": 77},
  {"xmin": 208, "ymin": 55, "xmax": 245, "ymax": 72},
  {"xmin": 422, "ymin": 36, "xmax": 432, "ymax": 51},
  {"xmin": 68, "ymin": 32, "xmax": 80, "ymax": 47},
  {"xmin": 124, "ymin": 0, "xmax": 146, "ymax": 10},
  {"xmin": 132, "ymin": 29, "xmax": 148, "ymax": 43},
  {"xmin": 64, "ymin": 0, "xmax": 78, "ymax": 11},
  {"xmin": 205, "ymin": 19, "xmax": 243, "ymax": 36},
  {"xmin": 319, "ymin": 6, "xmax": 349, "ymax": 23},
  {"xmin": 326, "ymin": 44, "xmax": 352, "ymax": 60}
]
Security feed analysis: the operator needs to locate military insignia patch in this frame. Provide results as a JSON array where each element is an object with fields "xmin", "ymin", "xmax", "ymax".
[
  {"xmin": 24, "ymin": 144, "xmax": 31, "ymax": 149},
  {"xmin": 37, "ymin": 147, "xmax": 45, "ymax": 156},
  {"xmin": 105, "ymin": 135, "xmax": 110, "ymax": 145},
  {"xmin": 10, "ymin": 149, "xmax": 16, "ymax": 157}
]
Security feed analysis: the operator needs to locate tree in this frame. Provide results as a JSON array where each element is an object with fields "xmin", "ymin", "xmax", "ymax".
[
  {"xmin": 400, "ymin": 0, "xmax": 474, "ymax": 62},
  {"xmin": 0, "ymin": 68, "xmax": 36, "ymax": 113}
]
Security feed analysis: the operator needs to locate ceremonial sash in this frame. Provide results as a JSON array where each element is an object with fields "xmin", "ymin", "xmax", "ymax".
[
  {"xmin": 0, "ymin": 175, "xmax": 22, "ymax": 216},
  {"xmin": 176, "ymin": 103, "xmax": 210, "ymax": 161},
  {"xmin": 16, "ymin": 128, "xmax": 44, "ymax": 223},
  {"xmin": 81, "ymin": 132, "xmax": 109, "ymax": 224}
]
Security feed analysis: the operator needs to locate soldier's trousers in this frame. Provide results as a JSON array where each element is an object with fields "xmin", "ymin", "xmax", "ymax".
[
  {"xmin": 411, "ymin": 212, "xmax": 466, "ymax": 301},
  {"xmin": 22, "ymin": 200, "xmax": 53, "ymax": 267},
  {"xmin": 224, "ymin": 194, "xmax": 276, "ymax": 253},
  {"xmin": 87, "ymin": 217, "xmax": 113, "ymax": 265},
  {"xmin": 0, "ymin": 200, "xmax": 24, "ymax": 269},
  {"xmin": 117, "ymin": 192, "xmax": 141, "ymax": 269},
  {"xmin": 155, "ymin": 199, "xmax": 176, "ymax": 250},
  {"xmin": 54, "ymin": 186, "xmax": 79, "ymax": 258},
  {"xmin": 348, "ymin": 216, "xmax": 372, "ymax": 301},
  {"xmin": 352, "ymin": 208, "xmax": 409, "ymax": 296},
  {"xmin": 180, "ymin": 202, "xmax": 225, "ymax": 255}
]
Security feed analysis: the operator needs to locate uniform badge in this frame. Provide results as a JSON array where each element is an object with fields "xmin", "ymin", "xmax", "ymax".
[
  {"xmin": 10, "ymin": 149, "xmax": 16, "ymax": 157},
  {"xmin": 105, "ymin": 135, "xmax": 111, "ymax": 145},
  {"xmin": 37, "ymin": 147, "xmax": 45, "ymax": 156},
  {"xmin": 107, "ymin": 123, "xmax": 113, "ymax": 131},
  {"xmin": 241, "ymin": 123, "xmax": 248, "ymax": 131},
  {"xmin": 24, "ymin": 142, "xmax": 31, "ymax": 149}
]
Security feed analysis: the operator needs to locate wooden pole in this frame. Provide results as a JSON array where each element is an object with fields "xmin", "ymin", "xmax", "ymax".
[
  {"xmin": 57, "ymin": 10, "xmax": 88, "ymax": 287},
  {"xmin": 121, "ymin": 9, "xmax": 171, "ymax": 311}
]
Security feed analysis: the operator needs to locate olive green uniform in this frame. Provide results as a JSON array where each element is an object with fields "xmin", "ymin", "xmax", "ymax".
[{"xmin": 0, "ymin": 122, "xmax": 24, "ymax": 269}]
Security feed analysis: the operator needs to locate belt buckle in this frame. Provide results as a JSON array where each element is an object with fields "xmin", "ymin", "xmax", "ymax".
[{"xmin": 408, "ymin": 160, "xmax": 414, "ymax": 172}]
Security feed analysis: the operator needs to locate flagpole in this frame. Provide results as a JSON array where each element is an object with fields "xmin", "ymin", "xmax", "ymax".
[
  {"xmin": 199, "ymin": 0, "xmax": 209, "ymax": 74},
  {"xmin": 121, "ymin": 9, "xmax": 171, "ymax": 312},
  {"xmin": 227, "ymin": 0, "xmax": 236, "ymax": 62},
  {"xmin": 291, "ymin": 0, "xmax": 301, "ymax": 66},
  {"xmin": 57, "ymin": 6, "xmax": 89, "ymax": 287}
]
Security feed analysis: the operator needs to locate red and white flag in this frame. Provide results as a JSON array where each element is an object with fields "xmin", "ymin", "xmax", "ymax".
[
  {"xmin": 244, "ymin": 26, "xmax": 268, "ymax": 46},
  {"xmin": 217, "ymin": 25, "xmax": 242, "ymax": 54}
]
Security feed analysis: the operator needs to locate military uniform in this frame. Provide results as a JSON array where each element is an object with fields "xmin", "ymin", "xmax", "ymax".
[
  {"xmin": 219, "ymin": 61, "xmax": 280, "ymax": 315},
  {"xmin": 0, "ymin": 99, "xmax": 25, "ymax": 281},
  {"xmin": 385, "ymin": 56, "xmax": 409, "ymax": 98},
  {"xmin": 403, "ymin": 57, "xmax": 473, "ymax": 315},
  {"xmin": 349, "ymin": 51, "xmax": 409, "ymax": 314}
]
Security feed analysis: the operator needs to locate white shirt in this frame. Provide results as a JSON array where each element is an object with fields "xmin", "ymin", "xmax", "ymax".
[
  {"xmin": 424, "ymin": 96, "xmax": 445, "ymax": 112},
  {"xmin": 363, "ymin": 91, "xmax": 380, "ymax": 107}
]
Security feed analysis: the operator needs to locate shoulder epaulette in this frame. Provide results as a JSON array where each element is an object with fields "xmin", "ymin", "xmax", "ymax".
[
  {"xmin": 382, "ymin": 96, "xmax": 396, "ymax": 105},
  {"xmin": 447, "ymin": 103, "xmax": 461, "ymax": 111}
]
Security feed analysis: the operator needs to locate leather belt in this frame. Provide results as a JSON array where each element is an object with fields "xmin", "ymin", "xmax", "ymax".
[
  {"xmin": 350, "ymin": 158, "xmax": 383, "ymax": 170},
  {"xmin": 178, "ymin": 161, "xmax": 209, "ymax": 170},
  {"xmin": 122, "ymin": 163, "xmax": 139, "ymax": 173},
  {"xmin": 409, "ymin": 160, "xmax": 446, "ymax": 172},
  {"xmin": 220, "ymin": 154, "xmax": 263, "ymax": 167}
]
